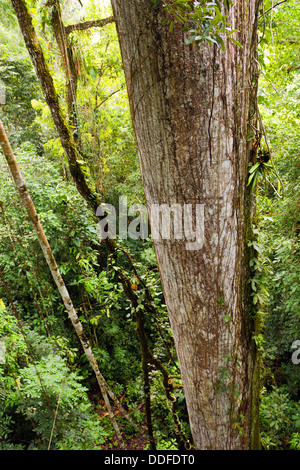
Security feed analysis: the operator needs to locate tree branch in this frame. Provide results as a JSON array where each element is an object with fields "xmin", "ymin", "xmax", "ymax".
[
  {"xmin": 65, "ymin": 16, "xmax": 115, "ymax": 35},
  {"xmin": 94, "ymin": 85, "xmax": 125, "ymax": 110},
  {"xmin": 259, "ymin": 0, "xmax": 288, "ymax": 19}
]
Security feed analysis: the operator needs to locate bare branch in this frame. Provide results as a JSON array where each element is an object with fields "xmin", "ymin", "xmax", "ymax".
[
  {"xmin": 259, "ymin": 0, "xmax": 288, "ymax": 19},
  {"xmin": 65, "ymin": 16, "xmax": 115, "ymax": 35},
  {"xmin": 94, "ymin": 85, "xmax": 125, "ymax": 110}
]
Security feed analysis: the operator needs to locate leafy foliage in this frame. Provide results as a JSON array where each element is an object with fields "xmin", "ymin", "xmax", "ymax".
[
  {"xmin": 260, "ymin": 386, "xmax": 300, "ymax": 450},
  {"xmin": 254, "ymin": 0, "xmax": 300, "ymax": 450},
  {"xmin": 150, "ymin": 0, "xmax": 240, "ymax": 49},
  {"xmin": 0, "ymin": 0, "xmax": 299, "ymax": 451}
]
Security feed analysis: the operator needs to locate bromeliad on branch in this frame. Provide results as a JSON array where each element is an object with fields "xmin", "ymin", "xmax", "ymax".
[{"xmin": 149, "ymin": 0, "xmax": 240, "ymax": 49}]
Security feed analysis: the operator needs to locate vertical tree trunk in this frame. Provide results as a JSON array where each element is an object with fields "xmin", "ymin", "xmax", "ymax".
[
  {"xmin": 49, "ymin": 0, "xmax": 81, "ymax": 144},
  {"xmin": 11, "ymin": 0, "xmax": 100, "ymax": 212},
  {"xmin": 111, "ymin": 0, "xmax": 261, "ymax": 449}
]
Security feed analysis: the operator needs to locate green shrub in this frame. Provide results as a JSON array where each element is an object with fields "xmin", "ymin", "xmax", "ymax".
[{"xmin": 260, "ymin": 386, "xmax": 300, "ymax": 450}]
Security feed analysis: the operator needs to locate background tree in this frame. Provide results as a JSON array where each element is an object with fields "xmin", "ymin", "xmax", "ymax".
[{"xmin": 255, "ymin": 0, "xmax": 300, "ymax": 450}]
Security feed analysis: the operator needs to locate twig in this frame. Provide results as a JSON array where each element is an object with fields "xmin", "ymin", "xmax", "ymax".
[
  {"xmin": 94, "ymin": 85, "xmax": 125, "ymax": 110},
  {"xmin": 258, "ymin": 0, "xmax": 289, "ymax": 19},
  {"xmin": 48, "ymin": 386, "xmax": 63, "ymax": 450}
]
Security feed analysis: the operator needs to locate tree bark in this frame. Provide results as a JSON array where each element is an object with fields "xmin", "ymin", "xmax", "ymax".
[
  {"xmin": 50, "ymin": 0, "xmax": 80, "ymax": 143},
  {"xmin": 111, "ymin": 0, "xmax": 261, "ymax": 449}
]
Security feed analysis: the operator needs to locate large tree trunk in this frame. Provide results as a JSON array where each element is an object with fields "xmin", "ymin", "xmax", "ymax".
[
  {"xmin": 11, "ymin": 1, "xmax": 190, "ymax": 449},
  {"xmin": 111, "ymin": 0, "xmax": 261, "ymax": 449}
]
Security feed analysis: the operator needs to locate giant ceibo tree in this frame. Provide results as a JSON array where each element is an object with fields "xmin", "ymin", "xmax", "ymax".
[{"xmin": 111, "ymin": 0, "xmax": 262, "ymax": 449}]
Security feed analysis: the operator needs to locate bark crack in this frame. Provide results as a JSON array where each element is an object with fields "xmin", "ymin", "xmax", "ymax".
[{"xmin": 208, "ymin": 46, "xmax": 216, "ymax": 166}]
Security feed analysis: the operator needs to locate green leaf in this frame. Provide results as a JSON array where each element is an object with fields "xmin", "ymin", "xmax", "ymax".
[
  {"xmin": 186, "ymin": 35, "xmax": 197, "ymax": 45},
  {"xmin": 214, "ymin": 33, "xmax": 225, "ymax": 50},
  {"xmin": 205, "ymin": 36, "xmax": 220, "ymax": 46},
  {"xmin": 248, "ymin": 170, "xmax": 259, "ymax": 193},
  {"xmin": 229, "ymin": 37, "xmax": 242, "ymax": 47},
  {"xmin": 150, "ymin": 0, "xmax": 161, "ymax": 9},
  {"xmin": 249, "ymin": 162, "xmax": 260, "ymax": 174}
]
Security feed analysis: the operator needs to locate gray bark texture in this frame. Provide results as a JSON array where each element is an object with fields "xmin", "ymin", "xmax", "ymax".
[{"xmin": 111, "ymin": 0, "xmax": 261, "ymax": 449}]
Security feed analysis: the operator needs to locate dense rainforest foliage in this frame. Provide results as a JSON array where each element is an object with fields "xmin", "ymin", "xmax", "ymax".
[{"xmin": 0, "ymin": 0, "xmax": 299, "ymax": 450}]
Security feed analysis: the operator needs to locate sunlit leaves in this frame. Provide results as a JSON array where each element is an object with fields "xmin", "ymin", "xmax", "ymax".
[
  {"xmin": 247, "ymin": 159, "xmax": 279, "ymax": 195},
  {"xmin": 150, "ymin": 0, "xmax": 239, "ymax": 49}
]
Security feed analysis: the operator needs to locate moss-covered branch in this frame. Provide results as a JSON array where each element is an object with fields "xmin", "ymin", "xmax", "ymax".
[
  {"xmin": 65, "ymin": 16, "xmax": 115, "ymax": 35},
  {"xmin": 11, "ymin": 0, "xmax": 100, "ymax": 212},
  {"xmin": 49, "ymin": 0, "xmax": 80, "ymax": 143}
]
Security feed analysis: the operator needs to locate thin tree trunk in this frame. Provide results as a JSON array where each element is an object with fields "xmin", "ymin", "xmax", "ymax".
[
  {"xmin": 11, "ymin": 0, "xmax": 100, "ymax": 212},
  {"xmin": 0, "ymin": 119, "xmax": 125, "ymax": 449},
  {"xmin": 111, "ymin": 0, "xmax": 261, "ymax": 450},
  {"xmin": 49, "ymin": 0, "xmax": 81, "ymax": 144}
]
